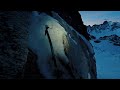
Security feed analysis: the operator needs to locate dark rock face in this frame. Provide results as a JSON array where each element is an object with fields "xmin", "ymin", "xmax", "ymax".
[
  {"xmin": 55, "ymin": 11, "xmax": 90, "ymax": 40},
  {"xmin": 94, "ymin": 40, "xmax": 101, "ymax": 43},
  {"xmin": 99, "ymin": 35, "xmax": 120, "ymax": 46},
  {"xmin": 23, "ymin": 49, "xmax": 44, "ymax": 79},
  {"xmin": 0, "ymin": 11, "xmax": 97, "ymax": 79},
  {"xmin": 90, "ymin": 35, "xmax": 96, "ymax": 40},
  {"xmin": 0, "ymin": 11, "xmax": 32, "ymax": 79}
]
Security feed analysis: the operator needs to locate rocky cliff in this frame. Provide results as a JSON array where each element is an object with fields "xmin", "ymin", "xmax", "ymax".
[
  {"xmin": 0, "ymin": 11, "xmax": 97, "ymax": 79},
  {"xmin": 0, "ymin": 11, "xmax": 32, "ymax": 79}
]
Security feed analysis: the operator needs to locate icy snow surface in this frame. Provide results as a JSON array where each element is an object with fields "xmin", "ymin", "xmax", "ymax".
[{"xmin": 89, "ymin": 22, "xmax": 120, "ymax": 79}]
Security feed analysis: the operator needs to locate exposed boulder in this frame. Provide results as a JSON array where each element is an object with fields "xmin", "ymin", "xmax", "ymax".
[
  {"xmin": 90, "ymin": 35, "xmax": 96, "ymax": 40},
  {"xmin": 94, "ymin": 40, "xmax": 101, "ymax": 43}
]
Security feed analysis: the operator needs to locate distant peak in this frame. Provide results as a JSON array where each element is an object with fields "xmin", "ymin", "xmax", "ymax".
[
  {"xmin": 103, "ymin": 20, "xmax": 108, "ymax": 24},
  {"xmin": 103, "ymin": 20, "xmax": 113, "ymax": 25}
]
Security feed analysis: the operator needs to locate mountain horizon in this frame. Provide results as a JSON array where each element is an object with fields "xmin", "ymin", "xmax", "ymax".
[
  {"xmin": 80, "ymin": 11, "xmax": 120, "ymax": 26},
  {"xmin": 87, "ymin": 20, "xmax": 120, "ymax": 27}
]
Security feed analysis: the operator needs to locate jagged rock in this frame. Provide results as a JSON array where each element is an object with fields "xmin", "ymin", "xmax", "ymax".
[
  {"xmin": 23, "ymin": 49, "xmax": 44, "ymax": 79},
  {"xmin": 90, "ymin": 35, "xmax": 96, "ymax": 40},
  {"xmin": 99, "ymin": 36, "xmax": 108, "ymax": 40},
  {"xmin": 0, "ymin": 11, "xmax": 32, "ymax": 79},
  {"xmin": 87, "ymin": 20, "xmax": 120, "ymax": 35},
  {"xmin": 99, "ymin": 34, "xmax": 120, "ymax": 45},
  {"xmin": 113, "ymin": 43, "xmax": 120, "ymax": 46},
  {"xmin": 94, "ymin": 40, "xmax": 101, "ymax": 43}
]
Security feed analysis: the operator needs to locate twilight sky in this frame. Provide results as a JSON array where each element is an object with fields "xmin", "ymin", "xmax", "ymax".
[{"xmin": 79, "ymin": 11, "xmax": 120, "ymax": 26}]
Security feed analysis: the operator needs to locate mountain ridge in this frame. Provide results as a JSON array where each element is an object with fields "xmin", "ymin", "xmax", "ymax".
[
  {"xmin": 87, "ymin": 20, "xmax": 120, "ymax": 79},
  {"xmin": 87, "ymin": 21, "xmax": 120, "ymax": 33}
]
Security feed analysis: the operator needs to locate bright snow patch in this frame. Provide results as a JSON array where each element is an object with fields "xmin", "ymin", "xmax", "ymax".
[
  {"xmin": 28, "ymin": 12, "xmax": 70, "ymax": 78},
  {"xmin": 91, "ymin": 40, "xmax": 120, "ymax": 79}
]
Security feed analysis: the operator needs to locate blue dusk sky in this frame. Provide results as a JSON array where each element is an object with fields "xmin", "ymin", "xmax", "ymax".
[{"xmin": 79, "ymin": 11, "xmax": 120, "ymax": 26}]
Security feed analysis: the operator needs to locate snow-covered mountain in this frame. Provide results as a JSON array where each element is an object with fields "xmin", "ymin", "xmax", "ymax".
[
  {"xmin": 87, "ymin": 21, "xmax": 120, "ymax": 79},
  {"xmin": 88, "ymin": 21, "xmax": 120, "ymax": 39}
]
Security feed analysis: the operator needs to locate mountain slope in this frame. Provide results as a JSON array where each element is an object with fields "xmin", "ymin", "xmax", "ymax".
[{"xmin": 87, "ymin": 21, "xmax": 120, "ymax": 79}]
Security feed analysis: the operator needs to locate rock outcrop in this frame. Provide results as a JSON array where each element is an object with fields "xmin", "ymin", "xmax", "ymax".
[
  {"xmin": 23, "ymin": 48, "xmax": 44, "ymax": 79},
  {"xmin": 0, "ymin": 11, "xmax": 97, "ymax": 79},
  {"xmin": 0, "ymin": 11, "xmax": 32, "ymax": 79}
]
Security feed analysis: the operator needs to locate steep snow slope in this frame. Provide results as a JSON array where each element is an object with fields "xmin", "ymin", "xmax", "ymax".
[
  {"xmin": 91, "ymin": 40, "xmax": 120, "ymax": 79},
  {"xmin": 90, "ymin": 28, "xmax": 120, "ymax": 39},
  {"xmin": 28, "ymin": 12, "xmax": 69, "ymax": 78},
  {"xmin": 88, "ymin": 21, "xmax": 120, "ymax": 79},
  {"xmin": 28, "ymin": 12, "xmax": 96, "ymax": 79}
]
